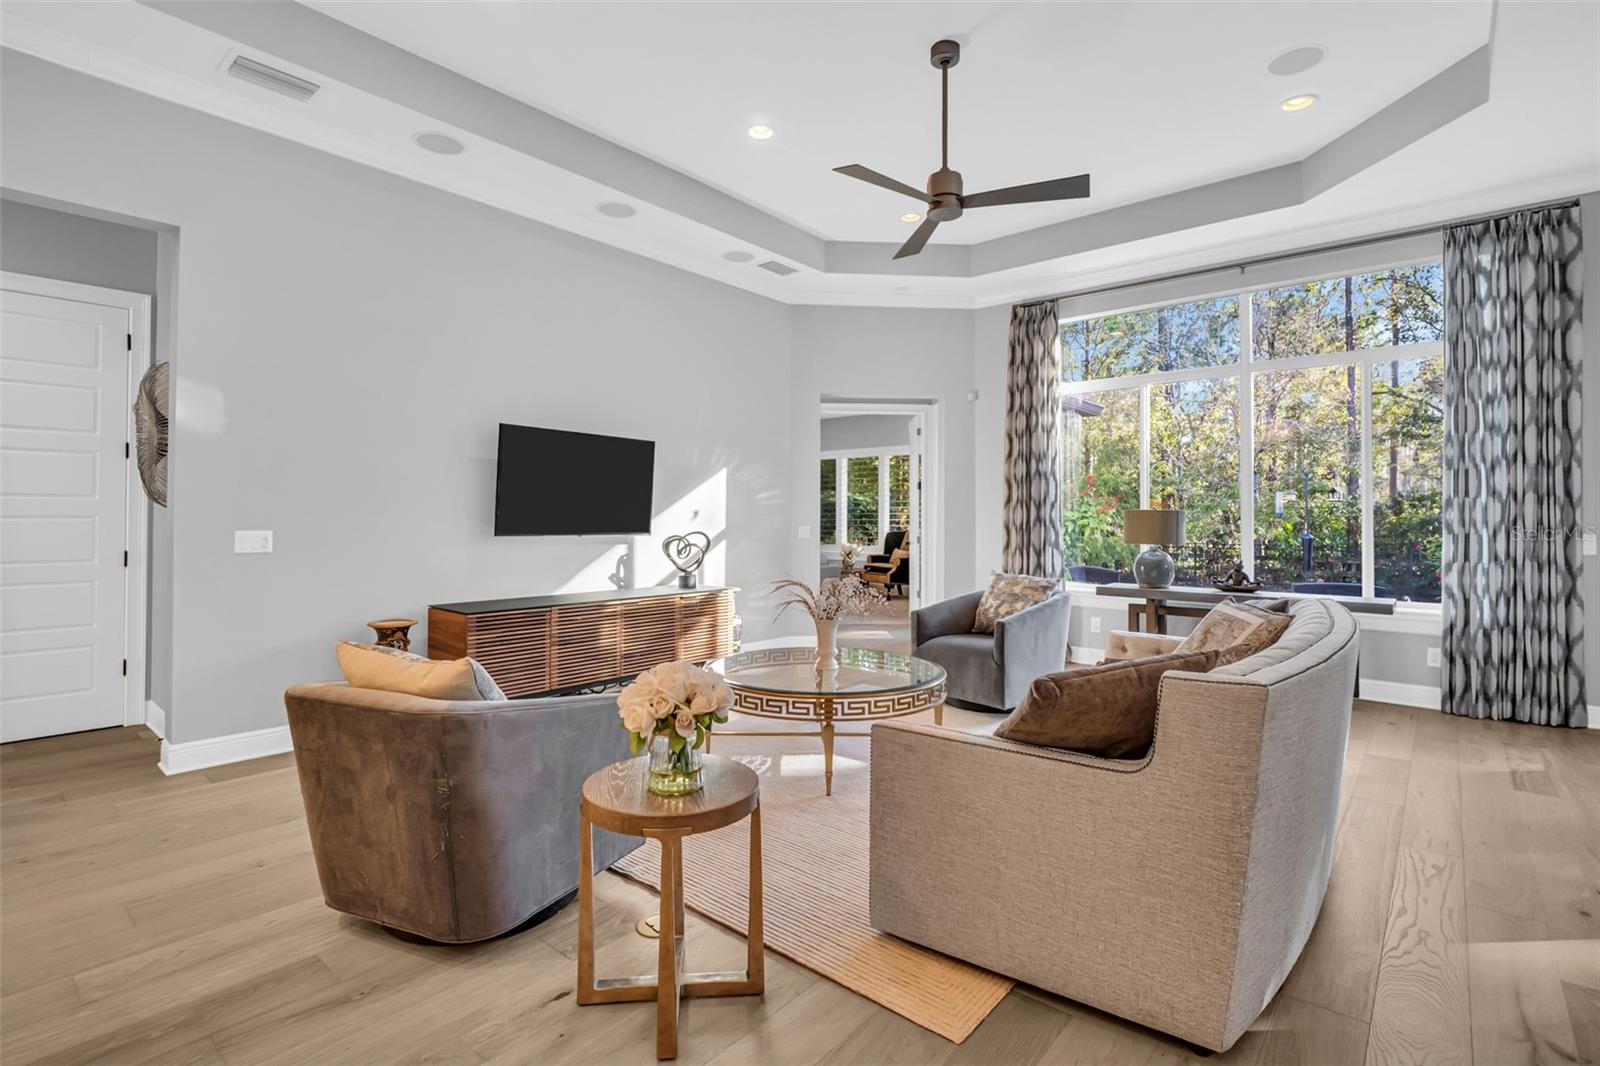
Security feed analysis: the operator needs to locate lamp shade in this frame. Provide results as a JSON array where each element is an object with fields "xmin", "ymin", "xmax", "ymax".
[{"xmin": 1124, "ymin": 509, "xmax": 1185, "ymax": 546}]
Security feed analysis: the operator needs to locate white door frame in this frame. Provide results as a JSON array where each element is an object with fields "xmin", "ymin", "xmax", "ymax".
[
  {"xmin": 819, "ymin": 400, "xmax": 943, "ymax": 608},
  {"xmin": 2, "ymin": 271, "xmax": 152, "ymax": 732}
]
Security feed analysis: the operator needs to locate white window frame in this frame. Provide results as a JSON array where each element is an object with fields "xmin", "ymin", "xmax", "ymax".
[
  {"xmin": 1058, "ymin": 255, "xmax": 1444, "ymax": 606},
  {"xmin": 820, "ymin": 445, "xmax": 912, "ymax": 555}
]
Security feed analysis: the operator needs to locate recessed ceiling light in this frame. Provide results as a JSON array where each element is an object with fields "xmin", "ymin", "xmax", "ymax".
[
  {"xmin": 413, "ymin": 131, "xmax": 464, "ymax": 155},
  {"xmin": 723, "ymin": 250, "xmax": 754, "ymax": 263},
  {"xmin": 1268, "ymin": 45, "xmax": 1326, "ymax": 77},
  {"xmin": 900, "ymin": 212, "xmax": 923, "ymax": 223},
  {"xmin": 596, "ymin": 201, "xmax": 637, "ymax": 218},
  {"xmin": 1281, "ymin": 94, "xmax": 1319, "ymax": 113},
  {"xmin": 747, "ymin": 125, "xmax": 775, "ymax": 141}
]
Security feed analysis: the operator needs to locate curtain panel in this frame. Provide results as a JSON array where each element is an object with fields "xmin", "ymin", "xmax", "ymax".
[
  {"xmin": 1002, "ymin": 301, "xmax": 1065, "ymax": 581},
  {"xmin": 1441, "ymin": 204, "xmax": 1586, "ymax": 726}
]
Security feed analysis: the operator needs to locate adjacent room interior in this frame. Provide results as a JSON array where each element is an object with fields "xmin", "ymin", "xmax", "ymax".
[{"xmin": 1, "ymin": 2, "xmax": 1597, "ymax": 1064}]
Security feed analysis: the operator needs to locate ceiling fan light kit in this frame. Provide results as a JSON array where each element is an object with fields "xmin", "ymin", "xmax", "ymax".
[{"xmin": 834, "ymin": 39, "xmax": 1092, "ymax": 259}]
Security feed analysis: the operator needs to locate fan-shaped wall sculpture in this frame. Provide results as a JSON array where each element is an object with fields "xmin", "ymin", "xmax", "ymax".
[{"xmin": 133, "ymin": 361, "xmax": 169, "ymax": 507}]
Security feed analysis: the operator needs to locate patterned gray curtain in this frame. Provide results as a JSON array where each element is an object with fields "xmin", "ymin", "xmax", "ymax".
[
  {"xmin": 1002, "ymin": 301, "xmax": 1064, "ymax": 580},
  {"xmin": 1441, "ymin": 204, "xmax": 1586, "ymax": 726}
]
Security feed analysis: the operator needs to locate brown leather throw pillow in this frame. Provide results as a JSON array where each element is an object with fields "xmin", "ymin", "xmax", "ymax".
[{"xmin": 995, "ymin": 649, "xmax": 1220, "ymax": 758}]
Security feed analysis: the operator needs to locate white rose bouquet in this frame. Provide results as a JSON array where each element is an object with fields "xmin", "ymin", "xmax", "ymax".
[{"xmin": 617, "ymin": 660, "xmax": 734, "ymax": 764}]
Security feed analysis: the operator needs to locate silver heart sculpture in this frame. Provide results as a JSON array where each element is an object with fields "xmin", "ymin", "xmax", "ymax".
[{"xmin": 661, "ymin": 531, "xmax": 711, "ymax": 576}]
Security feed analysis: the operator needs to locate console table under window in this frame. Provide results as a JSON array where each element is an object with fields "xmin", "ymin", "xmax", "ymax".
[{"xmin": 1093, "ymin": 583, "xmax": 1395, "ymax": 635}]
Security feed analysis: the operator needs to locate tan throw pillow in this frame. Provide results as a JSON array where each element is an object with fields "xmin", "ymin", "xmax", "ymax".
[
  {"xmin": 972, "ymin": 571, "xmax": 1058, "ymax": 634},
  {"xmin": 335, "ymin": 641, "xmax": 506, "ymax": 701},
  {"xmin": 1177, "ymin": 602, "xmax": 1291, "ymax": 657},
  {"xmin": 995, "ymin": 649, "xmax": 1221, "ymax": 758}
]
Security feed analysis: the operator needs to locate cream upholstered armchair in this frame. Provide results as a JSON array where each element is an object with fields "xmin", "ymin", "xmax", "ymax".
[{"xmin": 870, "ymin": 599, "xmax": 1358, "ymax": 1051}]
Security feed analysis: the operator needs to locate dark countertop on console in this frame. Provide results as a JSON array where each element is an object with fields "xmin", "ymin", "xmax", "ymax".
[{"xmin": 431, "ymin": 586, "xmax": 736, "ymax": 615}]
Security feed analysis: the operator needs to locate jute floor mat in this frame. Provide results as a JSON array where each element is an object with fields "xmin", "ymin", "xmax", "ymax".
[{"xmin": 612, "ymin": 746, "xmax": 1012, "ymax": 1043}]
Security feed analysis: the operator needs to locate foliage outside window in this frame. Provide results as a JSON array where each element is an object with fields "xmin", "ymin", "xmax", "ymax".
[
  {"xmin": 1060, "ymin": 264, "xmax": 1443, "ymax": 602},
  {"xmin": 846, "ymin": 457, "xmax": 880, "ymax": 546},
  {"xmin": 819, "ymin": 459, "xmax": 837, "ymax": 545}
]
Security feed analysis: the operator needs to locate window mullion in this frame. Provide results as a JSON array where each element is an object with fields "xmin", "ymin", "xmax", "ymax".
[
  {"xmin": 836, "ymin": 459, "xmax": 846, "ymax": 548},
  {"xmin": 1360, "ymin": 364, "xmax": 1375, "ymax": 598},
  {"xmin": 1139, "ymin": 384, "xmax": 1151, "ymax": 510},
  {"xmin": 878, "ymin": 453, "xmax": 890, "ymax": 545},
  {"xmin": 1238, "ymin": 292, "xmax": 1255, "ymax": 581}
]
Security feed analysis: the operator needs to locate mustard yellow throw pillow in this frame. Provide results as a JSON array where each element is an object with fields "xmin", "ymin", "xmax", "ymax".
[{"xmin": 335, "ymin": 641, "xmax": 505, "ymax": 701}]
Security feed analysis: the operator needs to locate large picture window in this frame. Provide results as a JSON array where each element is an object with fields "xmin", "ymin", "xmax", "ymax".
[{"xmin": 1060, "ymin": 262, "xmax": 1444, "ymax": 602}]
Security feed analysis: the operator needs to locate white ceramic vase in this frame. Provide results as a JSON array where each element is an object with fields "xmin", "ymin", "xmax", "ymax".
[{"xmin": 814, "ymin": 617, "xmax": 840, "ymax": 668}]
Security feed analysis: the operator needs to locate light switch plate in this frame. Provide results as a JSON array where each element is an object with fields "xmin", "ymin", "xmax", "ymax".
[
  {"xmin": 1090, "ymin": 616, "xmax": 1102, "ymax": 634},
  {"xmin": 234, "ymin": 530, "xmax": 273, "ymax": 554},
  {"xmin": 1426, "ymin": 647, "xmax": 1442, "ymax": 668},
  {"xmin": 797, "ymin": 525, "xmax": 812, "ymax": 540}
]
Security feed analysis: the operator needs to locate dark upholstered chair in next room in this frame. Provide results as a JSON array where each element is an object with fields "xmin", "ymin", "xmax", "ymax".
[
  {"xmin": 911, "ymin": 589, "xmax": 1072, "ymax": 712},
  {"xmin": 284, "ymin": 684, "xmax": 639, "ymax": 943}
]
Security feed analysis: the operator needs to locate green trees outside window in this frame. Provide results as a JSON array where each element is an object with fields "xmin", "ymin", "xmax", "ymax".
[{"xmin": 1060, "ymin": 263, "xmax": 1443, "ymax": 602}]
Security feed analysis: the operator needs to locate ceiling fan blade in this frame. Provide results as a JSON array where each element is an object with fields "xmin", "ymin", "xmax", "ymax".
[
  {"xmin": 964, "ymin": 173, "xmax": 1091, "ymax": 208},
  {"xmin": 834, "ymin": 164, "xmax": 930, "ymax": 204},
  {"xmin": 893, "ymin": 216, "xmax": 940, "ymax": 260}
]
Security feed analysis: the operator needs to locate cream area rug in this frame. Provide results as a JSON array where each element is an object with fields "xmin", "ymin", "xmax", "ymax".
[{"xmin": 611, "ymin": 742, "xmax": 1012, "ymax": 1044}]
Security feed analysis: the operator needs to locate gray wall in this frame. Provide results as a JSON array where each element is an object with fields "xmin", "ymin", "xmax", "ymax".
[
  {"xmin": 820, "ymin": 414, "xmax": 912, "ymax": 453},
  {"xmin": 2, "ymin": 52, "xmax": 798, "ymax": 745},
  {"xmin": 789, "ymin": 307, "xmax": 978, "ymax": 618},
  {"xmin": 0, "ymin": 197, "xmax": 176, "ymax": 711}
]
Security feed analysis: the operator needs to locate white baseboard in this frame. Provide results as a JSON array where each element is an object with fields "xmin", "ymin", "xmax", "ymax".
[
  {"xmin": 160, "ymin": 725, "xmax": 292, "ymax": 775},
  {"xmin": 144, "ymin": 700, "xmax": 166, "ymax": 740},
  {"xmin": 1069, "ymin": 645, "xmax": 1105, "ymax": 664},
  {"xmin": 1588, "ymin": 705, "xmax": 1600, "ymax": 730},
  {"xmin": 1358, "ymin": 679, "xmax": 1441, "ymax": 710}
]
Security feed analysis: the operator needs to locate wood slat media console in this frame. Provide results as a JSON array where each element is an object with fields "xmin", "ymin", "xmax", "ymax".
[{"xmin": 427, "ymin": 587, "xmax": 736, "ymax": 698}]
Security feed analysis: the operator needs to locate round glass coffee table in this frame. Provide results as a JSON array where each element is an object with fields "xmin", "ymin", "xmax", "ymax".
[{"xmin": 705, "ymin": 646, "xmax": 947, "ymax": 795}]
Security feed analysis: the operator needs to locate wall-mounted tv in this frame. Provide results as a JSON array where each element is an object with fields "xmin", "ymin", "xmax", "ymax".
[{"xmin": 494, "ymin": 423, "xmax": 655, "ymax": 536}]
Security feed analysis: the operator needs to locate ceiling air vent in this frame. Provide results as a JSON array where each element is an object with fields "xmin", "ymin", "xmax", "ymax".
[
  {"xmin": 757, "ymin": 260, "xmax": 798, "ymax": 277},
  {"xmin": 227, "ymin": 55, "xmax": 320, "ymax": 102}
]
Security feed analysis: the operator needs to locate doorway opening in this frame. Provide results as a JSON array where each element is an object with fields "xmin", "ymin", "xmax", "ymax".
[{"xmin": 817, "ymin": 400, "xmax": 941, "ymax": 650}]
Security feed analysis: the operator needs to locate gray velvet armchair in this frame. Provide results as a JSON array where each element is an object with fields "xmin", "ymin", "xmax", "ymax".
[
  {"xmin": 284, "ymin": 684, "xmax": 640, "ymax": 943},
  {"xmin": 911, "ymin": 589, "xmax": 1072, "ymax": 711}
]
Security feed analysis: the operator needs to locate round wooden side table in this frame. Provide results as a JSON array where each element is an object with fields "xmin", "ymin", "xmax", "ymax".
[{"xmin": 577, "ymin": 755, "xmax": 764, "ymax": 1061}]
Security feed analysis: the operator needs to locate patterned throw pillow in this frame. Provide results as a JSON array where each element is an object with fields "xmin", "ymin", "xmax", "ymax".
[
  {"xmin": 335, "ymin": 641, "xmax": 507, "ymax": 701},
  {"xmin": 1176, "ymin": 602, "xmax": 1292, "ymax": 658},
  {"xmin": 972, "ymin": 571, "xmax": 1059, "ymax": 634}
]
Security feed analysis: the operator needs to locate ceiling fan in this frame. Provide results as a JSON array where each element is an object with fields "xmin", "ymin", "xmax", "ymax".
[{"xmin": 834, "ymin": 39, "xmax": 1091, "ymax": 260}]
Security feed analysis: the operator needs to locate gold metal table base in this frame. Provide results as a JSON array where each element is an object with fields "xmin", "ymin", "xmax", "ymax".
[{"xmin": 708, "ymin": 702, "xmax": 943, "ymax": 796}]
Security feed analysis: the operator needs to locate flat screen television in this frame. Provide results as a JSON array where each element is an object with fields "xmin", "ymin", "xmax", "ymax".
[{"xmin": 494, "ymin": 423, "xmax": 655, "ymax": 536}]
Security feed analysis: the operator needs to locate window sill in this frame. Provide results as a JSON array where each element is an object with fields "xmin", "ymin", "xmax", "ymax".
[{"xmin": 1063, "ymin": 582, "xmax": 1442, "ymax": 635}]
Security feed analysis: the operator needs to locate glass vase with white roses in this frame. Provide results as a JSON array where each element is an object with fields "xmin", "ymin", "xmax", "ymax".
[{"xmin": 617, "ymin": 661, "xmax": 734, "ymax": 796}]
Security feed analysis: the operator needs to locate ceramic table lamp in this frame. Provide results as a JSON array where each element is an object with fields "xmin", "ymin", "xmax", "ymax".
[{"xmin": 1124, "ymin": 509, "xmax": 1186, "ymax": 589}]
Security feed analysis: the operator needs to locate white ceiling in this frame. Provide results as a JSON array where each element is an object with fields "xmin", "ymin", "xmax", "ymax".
[
  {"xmin": 304, "ymin": 1, "xmax": 1493, "ymax": 245},
  {"xmin": 2, "ymin": 1, "xmax": 1595, "ymax": 307}
]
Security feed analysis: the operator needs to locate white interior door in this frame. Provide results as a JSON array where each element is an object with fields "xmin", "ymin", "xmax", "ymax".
[{"xmin": 1, "ymin": 284, "xmax": 134, "ymax": 742}]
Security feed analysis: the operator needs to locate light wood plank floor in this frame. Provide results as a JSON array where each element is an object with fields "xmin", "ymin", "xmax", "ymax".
[{"xmin": 2, "ymin": 703, "xmax": 1596, "ymax": 1065}]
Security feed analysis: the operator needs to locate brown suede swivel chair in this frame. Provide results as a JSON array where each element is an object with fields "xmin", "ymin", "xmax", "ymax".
[{"xmin": 284, "ymin": 683, "xmax": 640, "ymax": 943}]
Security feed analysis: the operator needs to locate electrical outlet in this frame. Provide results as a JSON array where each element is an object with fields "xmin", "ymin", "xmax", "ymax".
[
  {"xmin": 1426, "ymin": 646, "xmax": 1441, "ymax": 668},
  {"xmin": 234, "ymin": 530, "xmax": 273, "ymax": 554},
  {"xmin": 1090, "ymin": 616, "xmax": 1102, "ymax": 634},
  {"xmin": 1584, "ymin": 530, "xmax": 1597, "ymax": 556}
]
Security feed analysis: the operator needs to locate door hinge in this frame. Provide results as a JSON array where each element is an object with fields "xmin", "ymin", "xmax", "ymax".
[
  {"xmin": 122, "ymin": 658, "xmax": 128, "ymax": 676},
  {"xmin": 127, "ymin": 333, "xmax": 132, "ymax": 351},
  {"xmin": 123, "ymin": 550, "xmax": 129, "ymax": 567},
  {"xmin": 125, "ymin": 442, "xmax": 131, "ymax": 459}
]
